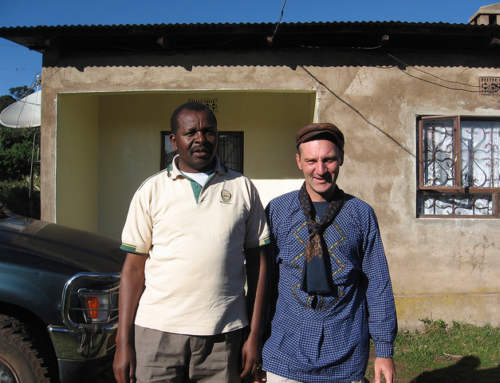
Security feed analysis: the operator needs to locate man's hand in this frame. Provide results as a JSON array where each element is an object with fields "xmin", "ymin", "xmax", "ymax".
[
  {"xmin": 240, "ymin": 334, "xmax": 261, "ymax": 379},
  {"xmin": 113, "ymin": 343, "xmax": 137, "ymax": 383},
  {"xmin": 242, "ymin": 246, "xmax": 267, "ymax": 382},
  {"xmin": 241, "ymin": 333, "xmax": 266, "ymax": 383},
  {"xmin": 374, "ymin": 357, "xmax": 395, "ymax": 383},
  {"xmin": 113, "ymin": 253, "xmax": 146, "ymax": 383}
]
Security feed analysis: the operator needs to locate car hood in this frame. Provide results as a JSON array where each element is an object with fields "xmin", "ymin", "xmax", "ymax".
[{"xmin": 0, "ymin": 213, "xmax": 125, "ymax": 273}]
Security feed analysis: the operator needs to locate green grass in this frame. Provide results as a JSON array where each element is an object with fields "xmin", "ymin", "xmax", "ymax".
[{"xmin": 366, "ymin": 319, "xmax": 500, "ymax": 382}]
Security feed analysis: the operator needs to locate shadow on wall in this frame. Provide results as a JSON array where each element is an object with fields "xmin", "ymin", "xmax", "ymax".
[{"xmin": 411, "ymin": 355, "xmax": 500, "ymax": 383}]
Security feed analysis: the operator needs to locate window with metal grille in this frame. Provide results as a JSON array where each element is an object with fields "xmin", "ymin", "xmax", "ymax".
[
  {"xmin": 161, "ymin": 131, "xmax": 244, "ymax": 173},
  {"xmin": 417, "ymin": 116, "xmax": 500, "ymax": 217}
]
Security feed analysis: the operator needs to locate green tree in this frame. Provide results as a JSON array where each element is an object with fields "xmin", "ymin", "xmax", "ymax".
[
  {"xmin": 0, "ymin": 86, "xmax": 40, "ymax": 217},
  {"xmin": 0, "ymin": 126, "xmax": 39, "ymax": 180},
  {"xmin": 0, "ymin": 95, "xmax": 15, "ymax": 111},
  {"xmin": 9, "ymin": 85, "xmax": 34, "ymax": 100},
  {"xmin": 1, "ymin": 85, "xmax": 39, "ymax": 180}
]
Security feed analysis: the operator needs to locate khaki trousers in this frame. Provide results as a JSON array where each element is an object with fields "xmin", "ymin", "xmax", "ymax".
[{"xmin": 135, "ymin": 325, "xmax": 243, "ymax": 383}]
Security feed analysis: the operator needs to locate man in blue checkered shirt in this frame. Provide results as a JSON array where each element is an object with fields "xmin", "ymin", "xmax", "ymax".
[{"xmin": 261, "ymin": 123, "xmax": 397, "ymax": 383}]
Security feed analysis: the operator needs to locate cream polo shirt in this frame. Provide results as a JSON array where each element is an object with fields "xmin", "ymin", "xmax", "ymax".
[{"xmin": 121, "ymin": 156, "xmax": 270, "ymax": 336}]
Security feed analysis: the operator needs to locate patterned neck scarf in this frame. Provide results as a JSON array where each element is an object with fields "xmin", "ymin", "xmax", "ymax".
[{"xmin": 298, "ymin": 182, "xmax": 344, "ymax": 295}]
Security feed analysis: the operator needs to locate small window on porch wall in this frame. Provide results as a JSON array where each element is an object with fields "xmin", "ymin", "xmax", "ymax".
[
  {"xmin": 161, "ymin": 131, "xmax": 244, "ymax": 174},
  {"xmin": 418, "ymin": 116, "xmax": 500, "ymax": 217}
]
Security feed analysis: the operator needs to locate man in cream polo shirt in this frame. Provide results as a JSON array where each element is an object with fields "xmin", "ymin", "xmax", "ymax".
[{"xmin": 113, "ymin": 102, "xmax": 270, "ymax": 383}]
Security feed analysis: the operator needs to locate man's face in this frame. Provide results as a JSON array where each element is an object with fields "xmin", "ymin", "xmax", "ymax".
[
  {"xmin": 170, "ymin": 109, "xmax": 218, "ymax": 173},
  {"xmin": 296, "ymin": 139, "xmax": 344, "ymax": 202}
]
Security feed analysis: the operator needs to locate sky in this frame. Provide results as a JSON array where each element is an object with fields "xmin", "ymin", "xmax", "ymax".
[{"xmin": 0, "ymin": 0, "xmax": 493, "ymax": 97}]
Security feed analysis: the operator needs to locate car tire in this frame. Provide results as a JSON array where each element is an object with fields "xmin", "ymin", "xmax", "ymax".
[{"xmin": 0, "ymin": 314, "xmax": 50, "ymax": 383}]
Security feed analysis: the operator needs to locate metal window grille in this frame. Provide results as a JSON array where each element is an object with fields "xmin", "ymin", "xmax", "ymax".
[
  {"xmin": 218, "ymin": 132, "xmax": 243, "ymax": 173},
  {"xmin": 417, "ymin": 116, "xmax": 500, "ymax": 217}
]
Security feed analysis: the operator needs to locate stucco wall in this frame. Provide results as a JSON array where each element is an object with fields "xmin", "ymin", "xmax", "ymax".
[
  {"xmin": 57, "ymin": 94, "xmax": 99, "ymax": 232},
  {"xmin": 41, "ymin": 50, "xmax": 500, "ymax": 328}
]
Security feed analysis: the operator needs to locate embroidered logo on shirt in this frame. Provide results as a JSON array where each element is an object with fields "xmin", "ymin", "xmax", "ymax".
[{"xmin": 221, "ymin": 189, "xmax": 232, "ymax": 204}]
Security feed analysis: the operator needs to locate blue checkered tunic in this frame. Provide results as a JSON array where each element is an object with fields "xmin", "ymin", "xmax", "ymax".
[{"xmin": 262, "ymin": 191, "xmax": 397, "ymax": 383}]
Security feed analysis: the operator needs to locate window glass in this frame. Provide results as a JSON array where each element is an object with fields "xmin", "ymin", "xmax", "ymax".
[
  {"xmin": 460, "ymin": 120, "xmax": 500, "ymax": 188},
  {"xmin": 218, "ymin": 132, "xmax": 243, "ymax": 173},
  {"xmin": 418, "ymin": 192, "xmax": 493, "ymax": 216},
  {"xmin": 422, "ymin": 118, "xmax": 455, "ymax": 187}
]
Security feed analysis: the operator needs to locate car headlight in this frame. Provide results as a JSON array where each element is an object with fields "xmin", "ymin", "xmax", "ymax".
[
  {"xmin": 61, "ymin": 272, "xmax": 120, "ymax": 331},
  {"xmin": 79, "ymin": 286, "xmax": 119, "ymax": 324}
]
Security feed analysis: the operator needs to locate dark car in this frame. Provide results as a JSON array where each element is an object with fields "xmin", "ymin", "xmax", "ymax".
[{"xmin": 0, "ymin": 203, "xmax": 124, "ymax": 383}]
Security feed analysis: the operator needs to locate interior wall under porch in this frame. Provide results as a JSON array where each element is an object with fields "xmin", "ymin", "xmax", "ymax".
[{"xmin": 55, "ymin": 90, "xmax": 316, "ymax": 239}]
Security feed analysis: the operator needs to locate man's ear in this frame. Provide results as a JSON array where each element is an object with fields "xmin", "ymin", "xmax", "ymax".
[
  {"xmin": 296, "ymin": 153, "xmax": 303, "ymax": 170},
  {"xmin": 339, "ymin": 150, "xmax": 344, "ymax": 166},
  {"xmin": 169, "ymin": 134, "xmax": 177, "ymax": 151}
]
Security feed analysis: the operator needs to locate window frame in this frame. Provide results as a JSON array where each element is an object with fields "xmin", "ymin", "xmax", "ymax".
[{"xmin": 417, "ymin": 115, "xmax": 500, "ymax": 218}]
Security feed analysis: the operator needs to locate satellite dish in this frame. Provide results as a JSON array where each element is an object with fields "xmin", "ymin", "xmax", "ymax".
[{"xmin": 0, "ymin": 89, "xmax": 41, "ymax": 128}]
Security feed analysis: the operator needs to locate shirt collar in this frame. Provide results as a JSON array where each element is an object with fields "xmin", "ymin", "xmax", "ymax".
[{"xmin": 167, "ymin": 154, "xmax": 226, "ymax": 179}]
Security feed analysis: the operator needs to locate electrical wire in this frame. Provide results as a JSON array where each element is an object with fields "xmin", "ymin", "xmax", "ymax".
[
  {"xmin": 268, "ymin": 0, "xmax": 287, "ymax": 45},
  {"xmin": 387, "ymin": 53, "xmax": 480, "ymax": 91},
  {"xmin": 272, "ymin": 0, "xmax": 287, "ymax": 38},
  {"xmin": 392, "ymin": 66, "xmax": 481, "ymax": 93},
  {"xmin": 299, "ymin": 64, "xmax": 415, "ymax": 158}
]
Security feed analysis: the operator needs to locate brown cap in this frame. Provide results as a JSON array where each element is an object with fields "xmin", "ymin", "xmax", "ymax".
[{"xmin": 295, "ymin": 123, "xmax": 344, "ymax": 150}]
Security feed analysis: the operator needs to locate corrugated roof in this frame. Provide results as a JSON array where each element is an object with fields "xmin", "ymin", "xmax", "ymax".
[{"xmin": 1, "ymin": 21, "xmax": 499, "ymax": 54}]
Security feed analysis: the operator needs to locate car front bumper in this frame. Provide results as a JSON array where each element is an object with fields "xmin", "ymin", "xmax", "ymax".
[{"xmin": 48, "ymin": 325, "xmax": 116, "ymax": 383}]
